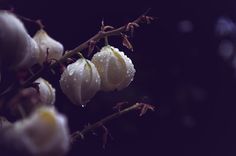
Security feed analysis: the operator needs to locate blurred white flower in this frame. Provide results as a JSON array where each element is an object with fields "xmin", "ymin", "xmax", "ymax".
[
  {"xmin": 0, "ymin": 11, "xmax": 38, "ymax": 70},
  {"xmin": 3, "ymin": 107, "xmax": 70, "ymax": 156},
  {"xmin": 92, "ymin": 45, "xmax": 135, "ymax": 91},
  {"xmin": 215, "ymin": 17, "xmax": 236, "ymax": 36},
  {"xmin": 60, "ymin": 58, "xmax": 101, "ymax": 106},
  {"xmin": 33, "ymin": 29, "xmax": 64, "ymax": 65},
  {"xmin": 218, "ymin": 40, "xmax": 234, "ymax": 60},
  {"xmin": 16, "ymin": 35, "xmax": 40, "ymax": 69},
  {"xmin": 6, "ymin": 78, "xmax": 55, "ymax": 117},
  {"xmin": 35, "ymin": 78, "xmax": 56, "ymax": 106}
]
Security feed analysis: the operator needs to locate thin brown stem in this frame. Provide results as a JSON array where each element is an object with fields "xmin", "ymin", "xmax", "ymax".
[
  {"xmin": 15, "ymin": 14, "xmax": 44, "ymax": 29},
  {"xmin": 70, "ymin": 103, "xmax": 155, "ymax": 143},
  {"xmin": 0, "ymin": 10, "xmax": 154, "ymax": 97}
]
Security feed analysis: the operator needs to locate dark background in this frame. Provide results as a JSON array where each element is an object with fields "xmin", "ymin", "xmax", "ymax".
[{"xmin": 1, "ymin": 0, "xmax": 236, "ymax": 156}]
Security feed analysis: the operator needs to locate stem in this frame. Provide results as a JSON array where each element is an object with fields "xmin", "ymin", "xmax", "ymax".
[
  {"xmin": 0, "ymin": 10, "xmax": 154, "ymax": 97},
  {"xmin": 51, "ymin": 10, "xmax": 150, "ymax": 67},
  {"xmin": 104, "ymin": 37, "xmax": 109, "ymax": 46},
  {"xmin": 15, "ymin": 14, "xmax": 44, "ymax": 29},
  {"xmin": 70, "ymin": 103, "xmax": 144, "ymax": 143}
]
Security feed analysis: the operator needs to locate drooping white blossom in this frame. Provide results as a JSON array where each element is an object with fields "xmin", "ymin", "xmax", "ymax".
[
  {"xmin": 16, "ymin": 35, "xmax": 40, "ymax": 69},
  {"xmin": 92, "ymin": 45, "xmax": 135, "ymax": 91},
  {"xmin": 35, "ymin": 78, "xmax": 56, "ymax": 106},
  {"xmin": 1, "ymin": 107, "xmax": 70, "ymax": 156},
  {"xmin": 0, "ymin": 11, "xmax": 38, "ymax": 69},
  {"xmin": 33, "ymin": 29, "xmax": 64, "ymax": 64},
  {"xmin": 60, "ymin": 58, "xmax": 101, "ymax": 106}
]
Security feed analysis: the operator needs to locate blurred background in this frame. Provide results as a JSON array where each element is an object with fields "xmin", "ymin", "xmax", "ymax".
[{"xmin": 1, "ymin": 0, "xmax": 236, "ymax": 156}]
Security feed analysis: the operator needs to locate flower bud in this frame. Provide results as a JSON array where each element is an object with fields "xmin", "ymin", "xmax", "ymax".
[
  {"xmin": 60, "ymin": 58, "xmax": 101, "ymax": 106},
  {"xmin": 6, "ymin": 78, "xmax": 55, "ymax": 118},
  {"xmin": 35, "ymin": 78, "xmax": 56, "ymax": 106},
  {"xmin": 1, "ymin": 107, "xmax": 70, "ymax": 156},
  {"xmin": 33, "ymin": 29, "xmax": 64, "ymax": 64},
  {"xmin": 0, "ymin": 11, "xmax": 31, "ymax": 69},
  {"xmin": 92, "ymin": 45, "xmax": 135, "ymax": 91}
]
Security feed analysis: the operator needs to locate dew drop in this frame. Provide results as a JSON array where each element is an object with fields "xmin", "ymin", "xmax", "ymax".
[
  {"xmin": 68, "ymin": 66, "xmax": 76, "ymax": 76},
  {"xmin": 69, "ymin": 71, "xmax": 74, "ymax": 76}
]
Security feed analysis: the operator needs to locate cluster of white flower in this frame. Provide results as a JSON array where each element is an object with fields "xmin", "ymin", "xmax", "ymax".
[
  {"xmin": 0, "ymin": 11, "xmax": 64, "ymax": 71},
  {"xmin": 0, "ymin": 11, "xmax": 69, "ymax": 156},
  {"xmin": 60, "ymin": 45, "xmax": 136, "ymax": 106},
  {"xmin": 0, "ymin": 10, "xmax": 136, "ymax": 156}
]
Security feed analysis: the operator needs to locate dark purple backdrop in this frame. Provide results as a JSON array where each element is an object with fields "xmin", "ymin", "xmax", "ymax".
[{"xmin": 1, "ymin": 0, "xmax": 236, "ymax": 156}]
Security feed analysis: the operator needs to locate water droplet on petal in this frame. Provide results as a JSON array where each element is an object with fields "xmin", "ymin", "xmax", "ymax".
[{"xmin": 69, "ymin": 71, "xmax": 73, "ymax": 76}]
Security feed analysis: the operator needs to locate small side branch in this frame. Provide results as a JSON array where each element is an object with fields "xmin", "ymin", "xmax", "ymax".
[
  {"xmin": 25, "ymin": 10, "xmax": 154, "ymax": 84},
  {"xmin": 70, "ymin": 103, "xmax": 155, "ymax": 143},
  {"xmin": 0, "ymin": 9, "xmax": 155, "ymax": 98}
]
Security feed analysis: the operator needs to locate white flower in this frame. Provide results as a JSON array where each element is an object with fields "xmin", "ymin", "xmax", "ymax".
[
  {"xmin": 0, "ymin": 11, "xmax": 33, "ymax": 69},
  {"xmin": 92, "ymin": 45, "xmax": 135, "ymax": 91},
  {"xmin": 60, "ymin": 58, "xmax": 101, "ymax": 106},
  {"xmin": 16, "ymin": 35, "xmax": 40, "ymax": 69},
  {"xmin": 3, "ymin": 107, "xmax": 70, "ymax": 156},
  {"xmin": 33, "ymin": 29, "xmax": 64, "ymax": 65},
  {"xmin": 35, "ymin": 78, "xmax": 56, "ymax": 106}
]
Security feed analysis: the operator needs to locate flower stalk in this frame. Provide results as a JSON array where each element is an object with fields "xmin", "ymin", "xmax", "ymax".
[{"xmin": 70, "ymin": 103, "xmax": 155, "ymax": 143}]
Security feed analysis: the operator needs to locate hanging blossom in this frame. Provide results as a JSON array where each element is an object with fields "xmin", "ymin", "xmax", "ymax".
[
  {"xmin": 35, "ymin": 78, "xmax": 56, "ymax": 106},
  {"xmin": 60, "ymin": 58, "xmax": 101, "ymax": 106},
  {"xmin": 0, "ymin": 107, "xmax": 70, "ymax": 156},
  {"xmin": 0, "ymin": 11, "xmax": 39, "ymax": 70},
  {"xmin": 33, "ymin": 29, "xmax": 64, "ymax": 65},
  {"xmin": 92, "ymin": 45, "xmax": 135, "ymax": 91}
]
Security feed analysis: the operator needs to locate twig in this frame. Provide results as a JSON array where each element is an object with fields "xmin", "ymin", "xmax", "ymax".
[
  {"xmin": 15, "ymin": 14, "xmax": 44, "ymax": 29},
  {"xmin": 28, "ymin": 10, "xmax": 153, "ymax": 83},
  {"xmin": 0, "ymin": 10, "xmax": 154, "ymax": 97},
  {"xmin": 70, "ymin": 103, "xmax": 155, "ymax": 143}
]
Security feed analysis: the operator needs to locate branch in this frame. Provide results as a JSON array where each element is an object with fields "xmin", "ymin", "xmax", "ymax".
[
  {"xmin": 70, "ymin": 103, "xmax": 155, "ymax": 143},
  {"xmin": 0, "ymin": 10, "xmax": 155, "ymax": 97},
  {"xmin": 26, "ymin": 10, "xmax": 154, "ymax": 84}
]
